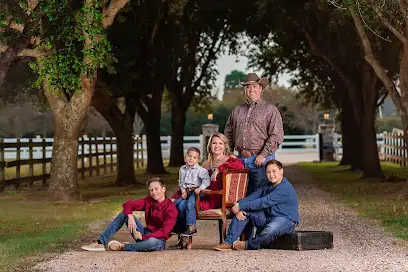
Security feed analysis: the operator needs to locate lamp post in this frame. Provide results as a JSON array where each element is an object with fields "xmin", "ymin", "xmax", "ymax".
[
  {"xmin": 202, "ymin": 113, "xmax": 218, "ymax": 161},
  {"xmin": 323, "ymin": 113, "xmax": 329, "ymax": 124},
  {"xmin": 207, "ymin": 113, "xmax": 213, "ymax": 124}
]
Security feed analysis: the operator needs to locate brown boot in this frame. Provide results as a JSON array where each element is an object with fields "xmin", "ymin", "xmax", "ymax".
[
  {"xmin": 168, "ymin": 235, "xmax": 188, "ymax": 250},
  {"xmin": 181, "ymin": 225, "xmax": 197, "ymax": 236},
  {"xmin": 213, "ymin": 242, "xmax": 232, "ymax": 251}
]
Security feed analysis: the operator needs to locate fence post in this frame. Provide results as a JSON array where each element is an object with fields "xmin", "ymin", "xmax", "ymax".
[
  {"xmin": 15, "ymin": 138, "xmax": 21, "ymax": 189},
  {"xmin": 103, "ymin": 136, "xmax": 107, "ymax": 174},
  {"xmin": 400, "ymin": 134, "xmax": 404, "ymax": 166},
  {"xmin": 42, "ymin": 138, "xmax": 46, "ymax": 186},
  {"xmin": 0, "ymin": 139, "xmax": 4, "ymax": 182},
  {"xmin": 135, "ymin": 137, "xmax": 140, "ymax": 169},
  {"xmin": 95, "ymin": 137, "xmax": 100, "ymax": 176},
  {"xmin": 142, "ymin": 134, "xmax": 146, "ymax": 164},
  {"xmin": 383, "ymin": 132, "xmax": 387, "ymax": 162},
  {"xmin": 404, "ymin": 134, "xmax": 407, "ymax": 167},
  {"xmin": 132, "ymin": 136, "xmax": 136, "ymax": 169},
  {"xmin": 28, "ymin": 138, "xmax": 33, "ymax": 186},
  {"xmin": 167, "ymin": 135, "xmax": 171, "ymax": 159},
  {"xmin": 89, "ymin": 137, "xmax": 93, "ymax": 177},
  {"xmin": 318, "ymin": 133, "xmax": 323, "ymax": 162},
  {"xmin": 392, "ymin": 133, "xmax": 396, "ymax": 164},
  {"xmin": 110, "ymin": 137, "xmax": 114, "ymax": 172},
  {"xmin": 79, "ymin": 138, "xmax": 84, "ymax": 179}
]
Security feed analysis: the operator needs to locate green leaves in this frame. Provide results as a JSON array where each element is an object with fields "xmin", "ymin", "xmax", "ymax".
[{"xmin": 30, "ymin": 0, "xmax": 112, "ymax": 96}]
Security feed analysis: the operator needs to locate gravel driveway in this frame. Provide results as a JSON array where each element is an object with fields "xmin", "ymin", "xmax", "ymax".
[{"xmin": 33, "ymin": 165, "xmax": 408, "ymax": 272}]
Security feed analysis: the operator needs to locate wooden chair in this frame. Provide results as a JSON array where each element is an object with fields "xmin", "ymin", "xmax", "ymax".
[{"xmin": 195, "ymin": 168, "xmax": 249, "ymax": 244}]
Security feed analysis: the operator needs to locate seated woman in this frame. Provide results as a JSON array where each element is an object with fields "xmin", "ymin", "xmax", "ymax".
[{"xmin": 169, "ymin": 132, "xmax": 244, "ymax": 249}]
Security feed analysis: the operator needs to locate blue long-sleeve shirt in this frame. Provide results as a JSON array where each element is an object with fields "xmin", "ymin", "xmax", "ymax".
[{"xmin": 238, "ymin": 177, "xmax": 300, "ymax": 224}]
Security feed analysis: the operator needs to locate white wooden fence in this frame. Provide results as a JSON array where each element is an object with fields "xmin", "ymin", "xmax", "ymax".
[
  {"xmin": 333, "ymin": 133, "xmax": 385, "ymax": 160},
  {"xmin": 0, "ymin": 133, "xmax": 389, "ymax": 161}
]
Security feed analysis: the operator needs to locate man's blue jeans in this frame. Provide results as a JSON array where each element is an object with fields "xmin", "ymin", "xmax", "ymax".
[
  {"xmin": 239, "ymin": 153, "xmax": 275, "ymax": 196},
  {"xmin": 98, "ymin": 212, "xmax": 166, "ymax": 252},
  {"xmin": 224, "ymin": 210, "xmax": 295, "ymax": 250},
  {"xmin": 174, "ymin": 192, "xmax": 197, "ymax": 227}
]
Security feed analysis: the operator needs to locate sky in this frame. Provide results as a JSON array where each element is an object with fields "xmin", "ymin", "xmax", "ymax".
[{"xmin": 213, "ymin": 53, "xmax": 292, "ymax": 99}]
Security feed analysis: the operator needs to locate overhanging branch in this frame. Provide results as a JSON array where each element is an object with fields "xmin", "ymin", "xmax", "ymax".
[
  {"xmin": 192, "ymin": 25, "xmax": 229, "ymax": 91},
  {"xmin": 0, "ymin": 45, "xmax": 47, "ymax": 57},
  {"xmin": 349, "ymin": 5, "xmax": 404, "ymax": 112},
  {"xmin": 374, "ymin": 8, "xmax": 406, "ymax": 43},
  {"xmin": 102, "ymin": 0, "xmax": 130, "ymax": 29},
  {"xmin": 399, "ymin": 0, "xmax": 408, "ymax": 19}
]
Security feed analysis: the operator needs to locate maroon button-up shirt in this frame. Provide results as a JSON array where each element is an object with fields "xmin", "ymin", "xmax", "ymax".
[
  {"xmin": 224, "ymin": 98, "xmax": 284, "ymax": 157},
  {"xmin": 122, "ymin": 196, "xmax": 178, "ymax": 241}
]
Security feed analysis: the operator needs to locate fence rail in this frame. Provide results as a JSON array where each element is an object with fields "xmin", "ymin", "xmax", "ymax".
[
  {"xmin": 0, "ymin": 137, "xmax": 144, "ymax": 191},
  {"xmin": 1, "ymin": 132, "xmax": 407, "ymax": 191}
]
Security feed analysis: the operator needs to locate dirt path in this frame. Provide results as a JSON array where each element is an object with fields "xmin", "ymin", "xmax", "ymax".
[{"xmin": 32, "ymin": 165, "xmax": 408, "ymax": 272}]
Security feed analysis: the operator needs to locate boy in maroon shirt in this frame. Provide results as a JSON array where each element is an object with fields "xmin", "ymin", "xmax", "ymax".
[{"xmin": 81, "ymin": 177, "xmax": 178, "ymax": 252}]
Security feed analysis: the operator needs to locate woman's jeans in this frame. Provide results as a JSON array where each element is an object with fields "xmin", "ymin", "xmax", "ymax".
[{"xmin": 98, "ymin": 212, "xmax": 166, "ymax": 252}]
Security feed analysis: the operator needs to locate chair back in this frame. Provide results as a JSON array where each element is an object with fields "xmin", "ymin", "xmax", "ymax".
[{"xmin": 223, "ymin": 169, "xmax": 249, "ymax": 205}]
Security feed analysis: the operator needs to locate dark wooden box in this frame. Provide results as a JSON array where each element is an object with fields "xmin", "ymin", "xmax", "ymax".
[{"xmin": 266, "ymin": 231, "xmax": 333, "ymax": 250}]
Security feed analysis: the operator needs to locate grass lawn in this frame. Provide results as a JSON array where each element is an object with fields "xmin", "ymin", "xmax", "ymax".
[
  {"xmin": 298, "ymin": 162, "xmax": 408, "ymax": 241},
  {"xmin": 0, "ymin": 167, "xmax": 179, "ymax": 272}
]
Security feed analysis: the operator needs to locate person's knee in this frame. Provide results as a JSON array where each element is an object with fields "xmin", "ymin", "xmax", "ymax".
[
  {"xmin": 186, "ymin": 198, "xmax": 196, "ymax": 208},
  {"xmin": 144, "ymin": 238, "xmax": 165, "ymax": 251}
]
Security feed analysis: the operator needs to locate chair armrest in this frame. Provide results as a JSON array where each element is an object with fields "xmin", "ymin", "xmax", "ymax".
[
  {"xmin": 198, "ymin": 189, "xmax": 222, "ymax": 195},
  {"xmin": 195, "ymin": 189, "xmax": 222, "ymax": 214}
]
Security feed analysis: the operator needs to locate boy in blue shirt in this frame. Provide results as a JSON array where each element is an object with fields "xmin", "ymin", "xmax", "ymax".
[{"xmin": 214, "ymin": 159, "xmax": 299, "ymax": 250}]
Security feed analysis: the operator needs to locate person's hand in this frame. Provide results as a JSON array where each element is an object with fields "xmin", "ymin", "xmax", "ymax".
[
  {"xmin": 127, "ymin": 215, "xmax": 137, "ymax": 234},
  {"xmin": 170, "ymin": 198, "xmax": 176, "ymax": 203},
  {"xmin": 255, "ymin": 154, "xmax": 266, "ymax": 168},
  {"xmin": 231, "ymin": 203, "xmax": 240, "ymax": 214},
  {"xmin": 194, "ymin": 188, "xmax": 201, "ymax": 194},
  {"xmin": 181, "ymin": 191, "xmax": 187, "ymax": 199},
  {"xmin": 134, "ymin": 231, "xmax": 143, "ymax": 240},
  {"xmin": 236, "ymin": 211, "xmax": 247, "ymax": 221}
]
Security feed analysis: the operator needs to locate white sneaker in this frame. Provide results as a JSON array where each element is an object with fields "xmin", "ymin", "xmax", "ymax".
[
  {"xmin": 81, "ymin": 242, "xmax": 106, "ymax": 252},
  {"xmin": 108, "ymin": 240, "xmax": 125, "ymax": 251}
]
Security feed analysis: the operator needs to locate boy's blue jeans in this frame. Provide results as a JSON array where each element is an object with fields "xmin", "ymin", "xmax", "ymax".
[
  {"xmin": 239, "ymin": 153, "xmax": 275, "ymax": 240},
  {"xmin": 238, "ymin": 153, "xmax": 275, "ymax": 196},
  {"xmin": 174, "ymin": 191, "xmax": 197, "ymax": 227},
  {"xmin": 224, "ymin": 210, "xmax": 295, "ymax": 250},
  {"xmin": 98, "ymin": 212, "xmax": 166, "ymax": 252}
]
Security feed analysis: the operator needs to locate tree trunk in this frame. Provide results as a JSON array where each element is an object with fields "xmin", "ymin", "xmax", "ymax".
[
  {"xmin": 45, "ymin": 76, "xmax": 94, "ymax": 201},
  {"xmin": 361, "ymin": 64, "xmax": 383, "ymax": 178},
  {"xmin": 92, "ymin": 87, "xmax": 138, "ymax": 185},
  {"xmin": 399, "ymin": 43, "xmax": 408, "ymax": 146},
  {"xmin": 169, "ymin": 96, "xmax": 187, "ymax": 167},
  {"xmin": 136, "ymin": 87, "xmax": 168, "ymax": 175},
  {"xmin": 115, "ymin": 126, "xmax": 137, "ymax": 185},
  {"xmin": 350, "ymin": 6, "xmax": 408, "ymax": 145},
  {"xmin": 47, "ymin": 124, "xmax": 81, "ymax": 200},
  {"xmin": 339, "ymin": 108, "xmax": 363, "ymax": 170},
  {"xmin": 144, "ymin": 112, "xmax": 168, "ymax": 174},
  {"xmin": 98, "ymin": 110, "xmax": 137, "ymax": 185}
]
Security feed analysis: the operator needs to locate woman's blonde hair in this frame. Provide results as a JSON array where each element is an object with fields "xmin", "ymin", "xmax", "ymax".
[{"xmin": 206, "ymin": 132, "xmax": 231, "ymax": 161}]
